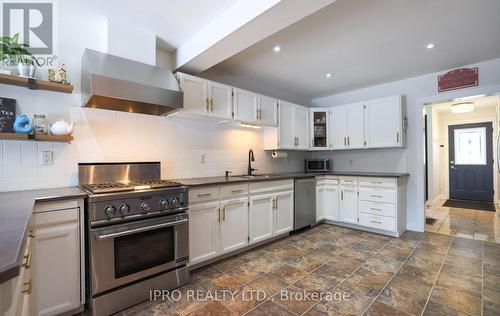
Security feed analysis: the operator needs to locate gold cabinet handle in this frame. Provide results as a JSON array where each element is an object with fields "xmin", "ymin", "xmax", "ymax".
[
  {"xmin": 217, "ymin": 208, "xmax": 221, "ymax": 223},
  {"xmin": 371, "ymin": 195, "xmax": 383, "ymax": 198},
  {"xmin": 23, "ymin": 251, "xmax": 32, "ymax": 269},
  {"xmin": 347, "ymin": 137, "xmax": 350, "ymax": 146},
  {"xmin": 222, "ymin": 207, "xmax": 226, "ymax": 221},
  {"xmin": 344, "ymin": 137, "xmax": 346, "ymax": 146},
  {"xmin": 341, "ymin": 190, "xmax": 344, "ymax": 200},
  {"xmin": 396, "ymin": 132, "xmax": 400, "ymax": 143},
  {"xmin": 370, "ymin": 208, "xmax": 382, "ymax": 211},
  {"xmin": 205, "ymin": 98, "xmax": 209, "ymax": 112},
  {"xmin": 371, "ymin": 181, "xmax": 383, "ymax": 184},
  {"xmin": 22, "ymin": 279, "xmax": 32, "ymax": 294},
  {"xmin": 29, "ymin": 229, "xmax": 35, "ymax": 238},
  {"xmin": 370, "ymin": 220, "xmax": 382, "ymax": 224},
  {"xmin": 231, "ymin": 189, "xmax": 243, "ymax": 193},
  {"xmin": 210, "ymin": 99, "xmax": 214, "ymax": 112},
  {"xmin": 198, "ymin": 193, "xmax": 212, "ymax": 197}
]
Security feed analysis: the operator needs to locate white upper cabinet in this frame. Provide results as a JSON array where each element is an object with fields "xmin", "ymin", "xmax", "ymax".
[
  {"xmin": 295, "ymin": 105, "xmax": 309, "ymax": 150},
  {"xmin": 177, "ymin": 73, "xmax": 232, "ymax": 120},
  {"xmin": 233, "ymin": 88, "xmax": 259, "ymax": 124},
  {"xmin": 347, "ymin": 102, "xmax": 365, "ymax": 149},
  {"xmin": 310, "ymin": 108, "xmax": 330, "ymax": 150},
  {"xmin": 364, "ymin": 95, "xmax": 405, "ymax": 148},
  {"xmin": 258, "ymin": 95, "xmax": 278, "ymax": 127},
  {"xmin": 178, "ymin": 73, "xmax": 209, "ymax": 116},
  {"xmin": 331, "ymin": 105, "xmax": 348, "ymax": 149},
  {"xmin": 208, "ymin": 82, "xmax": 233, "ymax": 120},
  {"xmin": 277, "ymin": 100, "xmax": 296, "ymax": 149}
]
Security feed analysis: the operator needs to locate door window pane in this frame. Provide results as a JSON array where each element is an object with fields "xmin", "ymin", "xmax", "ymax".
[{"xmin": 454, "ymin": 127, "xmax": 486, "ymax": 165}]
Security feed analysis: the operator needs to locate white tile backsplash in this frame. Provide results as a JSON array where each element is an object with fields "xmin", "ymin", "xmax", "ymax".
[{"xmin": 0, "ymin": 106, "xmax": 308, "ymax": 192}]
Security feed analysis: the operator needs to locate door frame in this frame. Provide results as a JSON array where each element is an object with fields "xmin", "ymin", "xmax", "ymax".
[
  {"xmin": 417, "ymin": 85, "xmax": 500, "ymax": 232},
  {"xmin": 443, "ymin": 117, "xmax": 498, "ymax": 202}
]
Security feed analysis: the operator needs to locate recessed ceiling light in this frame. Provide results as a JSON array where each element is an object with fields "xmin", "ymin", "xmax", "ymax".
[
  {"xmin": 273, "ymin": 46, "xmax": 281, "ymax": 52},
  {"xmin": 426, "ymin": 43, "xmax": 435, "ymax": 49},
  {"xmin": 325, "ymin": 73, "xmax": 332, "ymax": 78}
]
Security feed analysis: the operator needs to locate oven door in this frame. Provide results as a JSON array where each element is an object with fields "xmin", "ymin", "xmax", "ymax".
[{"xmin": 90, "ymin": 212, "xmax": 188, "ymax": 295}]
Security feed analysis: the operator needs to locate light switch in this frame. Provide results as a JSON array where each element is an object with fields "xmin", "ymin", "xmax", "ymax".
[{"xmin": 41, "ymin": 151, "xmax": 53, "ymax": 165}]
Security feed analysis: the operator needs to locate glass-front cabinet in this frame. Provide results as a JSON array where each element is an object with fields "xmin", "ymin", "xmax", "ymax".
[{"xmin": 309, "ymin": 108, "xmax": 330, "ymax": 150}]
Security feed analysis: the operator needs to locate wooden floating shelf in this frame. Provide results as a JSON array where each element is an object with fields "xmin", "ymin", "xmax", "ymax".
[
  {"xmin": 0, "ymin": 73, "xmax": 73, "ymax": 93},
  {"xmin": 0, "ymin": 133, "xmax": 73, "ymax": 142}
]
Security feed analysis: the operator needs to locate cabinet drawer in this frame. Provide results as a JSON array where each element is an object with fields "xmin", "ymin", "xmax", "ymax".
[
  {"xmin": 359, "ymin": 213, "xmax": 396, "ymax": 232},
  {"xmin": 317, "ymin": 178, "xmax": 339, "ymax": 186},
  {"xmin": 359, "ymin": 177, "xmax": 396, "ymax": 188},
  {"xmin": 359, "ymin": 201, "xmax": 396, "ymax": 218},
  {"xmin": 220, "ymin": 183, "xmax": 249, "ymax": 199},
  {"xmin": 34, "ymin": 200, "xmax": 80, "ymax": 213},
  {"xmin": 189, "ymin": 186, "xmax": 220, "ymax": 203},
  {"xmin": 359, "ymin": 188, "xmax": 396, "ymax": 204},
  {"xmin": 249, "ymin": 180, "xmax": 293, "ymax": 194},
  {"xmin": 340, "ymin": 177, "xmax": 358, "ymax": 185}
]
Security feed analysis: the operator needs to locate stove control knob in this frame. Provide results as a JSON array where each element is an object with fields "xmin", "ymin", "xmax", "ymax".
[
  {"xmin": 171, "ymin": 197, "xmax": 180, "ymax": 207},
  {"xmin": 119, "ymin": 204, "xmax": 130, "ymax": 216},
  {"xmin": 141, "ymin": 202, "xmax": 151, "ymax": 212},
  {"xmin": 104, "ymin": 205, "xmax": 116, "ymax": 218},
  {"xmin": 160, "ymin": 199, "xmax": 169, "ymax": 209}
]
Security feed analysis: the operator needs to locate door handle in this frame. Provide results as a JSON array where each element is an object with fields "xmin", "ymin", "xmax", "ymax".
[{"xmin": 94, "ymin": 219, "xmax": 188, "ymax": 240}]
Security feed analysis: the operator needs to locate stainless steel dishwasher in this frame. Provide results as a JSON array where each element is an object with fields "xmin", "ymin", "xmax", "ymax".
[{"xmin": 294, "ymin": 177, "xmax": 316, "ymax": 230}]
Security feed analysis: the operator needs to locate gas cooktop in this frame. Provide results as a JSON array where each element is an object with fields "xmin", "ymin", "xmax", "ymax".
[{"xmin": 81, "ymin": 179, "xmax": 182, "ymax": 194}]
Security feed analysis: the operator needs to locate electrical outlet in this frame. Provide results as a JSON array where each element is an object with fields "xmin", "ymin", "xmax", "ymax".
[
  {"xmin": 41, "ymin": 151, "xmax": 53, "ymax": 166},
  {"xmin": 200, "ymin": 154, "xmax": 206, "ymax": 163}
]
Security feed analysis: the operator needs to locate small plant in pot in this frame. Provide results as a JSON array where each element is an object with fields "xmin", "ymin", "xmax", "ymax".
[{"xmin": 0, "ymin": 33, "xmax": 40, "ymax": 77}]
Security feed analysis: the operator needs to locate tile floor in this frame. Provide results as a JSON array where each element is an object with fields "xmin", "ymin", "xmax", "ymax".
[
  {"xmin": 117, "ymin": 224, "xmax": 500, "ymax": 316},
  {"xmin": 425, "ymin": 198, "xmax": 500, "ymax": 243}
]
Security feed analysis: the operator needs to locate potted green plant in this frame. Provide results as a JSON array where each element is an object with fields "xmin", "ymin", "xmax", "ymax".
[{"xmin": 0, "ymin": 33, "xmax": 40, "ymax": 77}]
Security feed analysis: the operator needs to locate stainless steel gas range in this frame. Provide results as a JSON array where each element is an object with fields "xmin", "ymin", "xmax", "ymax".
[{"xmin": 79, "ymin": 162, "xmax": 190, "ymax": 316}]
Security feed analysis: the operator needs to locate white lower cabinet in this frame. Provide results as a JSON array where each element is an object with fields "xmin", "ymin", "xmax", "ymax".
[
  {"xmin": 189, "ymin": 181, "xmax": 294, "ymax": 266},
  {"xmin": 316, "ymin": 178, "xmax": 340, "ymax": 222},
  {"xmin": 188, "ymin": 201, "xmax": 221, "ymax": 265},
  {"xmin": 249, "ymin": 190, "xmax": 294, "ymax": 244},
  {"xmin": 248, "ymin": 193, "xmax": 274, "ymax": 244},
  {"xmin": 273, "ymin": 191, "xmax": 294, "ymax": 236},
  {"xmin": 220, "ymin": 198, "xmax": 249, "ymax": 254},
  {"xmin": 340, "ymin": 181, "xmax": 359, "ymax": 224},
  {"xmin": 316, "ymin": 176, "xmax": 406, "ymax": 236},
  {"xmin": 32, "ymin": 208, "xmax": 82, "ymax": 316}
]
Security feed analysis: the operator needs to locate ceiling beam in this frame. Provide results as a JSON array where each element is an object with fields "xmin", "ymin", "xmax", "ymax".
[{"xmin": 175, "ymin": 0, "xmax": 336, "ymax": 72}]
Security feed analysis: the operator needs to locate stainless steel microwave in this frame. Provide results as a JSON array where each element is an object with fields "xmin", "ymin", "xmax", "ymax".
[{"xmin": 305, "ymin": 159, "xmax": 330, "ymax": 172}]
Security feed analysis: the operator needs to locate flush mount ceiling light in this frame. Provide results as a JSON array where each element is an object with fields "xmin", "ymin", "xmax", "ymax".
[
  {"xmin": 273, "ymin": 45, "xmax": 281, "ymax": 52},
  {"xmin": 325, "ymin": 73, "xmax": 332, "ymax": 78},
  {"xmin": 450, "ymin": 102, "xmax": 474, "ymax": 113},
  {"xmin": 240, "ymin": 122, "xmax": 262, "ymax": 129},
  {"xmin": 426, "ymin": 43, "xmax": 435, "ymax": 49}
]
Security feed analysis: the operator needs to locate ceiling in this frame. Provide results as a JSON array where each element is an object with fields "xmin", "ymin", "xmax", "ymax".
[
  {"xmin": 201, "ymin": 0, "xmax": 500, "ymax": 105},
  {"xmin": 433, "ymin": 95, "xmax": 499, "ymax": 113},
  {"xmin": 60, "ymin": 0, "xmax": 238, "ymax": 50}
]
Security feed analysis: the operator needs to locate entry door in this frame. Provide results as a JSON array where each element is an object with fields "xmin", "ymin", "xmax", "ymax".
[{"xmin": 449, "ymin": 122, "xmax": 494, "ymax": 202}]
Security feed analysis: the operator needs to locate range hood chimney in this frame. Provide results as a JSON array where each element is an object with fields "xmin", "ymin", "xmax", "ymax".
[{"xmin": 81, "ymin": 49, "xmax": 183, "ymax": 116}]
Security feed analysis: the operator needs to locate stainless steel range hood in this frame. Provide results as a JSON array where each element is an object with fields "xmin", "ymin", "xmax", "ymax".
[{"xmin": 81, "ymin": 49, "xmax": 183, "ymax": 116}]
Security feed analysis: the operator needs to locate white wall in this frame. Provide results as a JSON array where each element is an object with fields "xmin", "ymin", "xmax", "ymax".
[
  {"xmin": 311, "ymin": 57, "xmax": 500, "ymax": 232},
  {"xmin": 0, "ymin": 4, "xmax": 306, "ymax": 192}
]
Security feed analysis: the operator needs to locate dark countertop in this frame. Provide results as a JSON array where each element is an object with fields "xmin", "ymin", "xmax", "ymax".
[
  {"xmin": 175, "ymin": 171, "xmax": 409, "ymax": 187},
  {"xmin": 0, "ymin": 187, "xmax": 86, "ymax": 283}
]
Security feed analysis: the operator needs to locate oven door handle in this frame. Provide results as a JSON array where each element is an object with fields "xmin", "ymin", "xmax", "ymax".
[{"xmin": 94, "ymin": 219, "xmax": 188, "ymax": 240}]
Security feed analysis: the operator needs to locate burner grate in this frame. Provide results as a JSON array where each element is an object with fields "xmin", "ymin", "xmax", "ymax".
[{"xmin": 82, "ymin": 182, "xmax": 134, "ymax": 194}]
